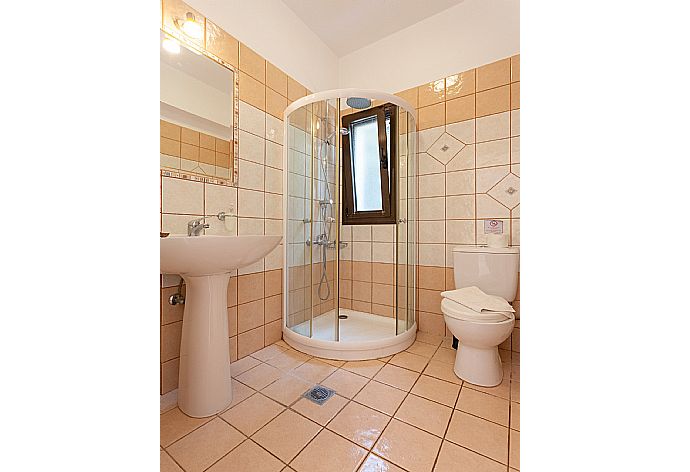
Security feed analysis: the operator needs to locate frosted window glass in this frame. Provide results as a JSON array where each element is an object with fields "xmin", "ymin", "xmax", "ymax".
[{"xmin": 351, "ymin": 116, "xmax": 382, "ymax": 211}]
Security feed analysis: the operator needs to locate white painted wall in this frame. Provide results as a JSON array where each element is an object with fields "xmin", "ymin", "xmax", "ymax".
[
  {"xmin": 187, "ymin": 0, "xmax": 339, "ymax": 92},
  {"xmin": 338, "ymin": 0, "xmax": 520, "ymax": 93}
]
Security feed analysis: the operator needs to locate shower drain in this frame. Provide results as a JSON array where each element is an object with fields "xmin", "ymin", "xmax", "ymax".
[
  {"xmin": 303, "ymin": 385, "xmax": 336, "ymax": 405},
  {"xmin": 338, "ymin": 314, "xmax": 348, "ymax": 319}
]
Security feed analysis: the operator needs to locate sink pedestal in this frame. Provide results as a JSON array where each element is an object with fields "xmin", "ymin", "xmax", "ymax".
[{"xmin": 178, "ymin": 273, "xmax": 232, "ymax": 418}]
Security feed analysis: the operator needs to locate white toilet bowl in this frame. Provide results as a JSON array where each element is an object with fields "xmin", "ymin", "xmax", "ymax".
[{"xmin": 442, "ymin": 298, "xmax": 514, "ymax": 387}]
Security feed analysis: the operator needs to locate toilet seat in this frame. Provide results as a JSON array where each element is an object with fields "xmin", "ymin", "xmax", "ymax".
[{"xmin": 441, "ymin": 298, "xmax": 514, "ymax": 323}]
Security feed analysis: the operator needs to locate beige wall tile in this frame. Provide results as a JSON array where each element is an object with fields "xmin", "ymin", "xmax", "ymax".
[
  {"xmin": 237, "ymin": 326, "xmax": 265, "ymax": 358},
  {"xmin": 418, "ymin": 102, "xmax": 445, "ymax": 130},
  {"xmin": 205, "ymin": 20, "xmax": 239, "ymax": 68},
  {"xmin": 266, "ymin": 87, "xmax": 288, "ymax": 119},
  {"xmin": 446, "ymin": 94, "xmax": 475, "ymax": 124},
  {"xmin": 511, "ymin": 55, "xmax": 520, "ymax": 82},
  {"xmin": 161, "ymin": 321, "xmax": 182, "ymax": 362},
  {"xmin": 418, "ymin": 265, "xmax": 446, "ymax": 291},
  {"xmin": 477, "ymin": 58, "xmax": 511, "ymax": 91},
  {"xmin": 476, "ymin": 85, "xmax": 510, "ymax": 117},
  {"xmin": 287, "ymin": 76, "xmax": 307, "ymax": 102},
  {"xmin": 395, "ymin": 87, "xmax": 418, "ymax": 108},
  {"xmin": 238, "ymin": 299, "xmax": 264, "ymax": 333},
  {"xmin": 160, "ymin": 120, "xmax": 181, "ymax": 140},
  {"xmin": 161, "ymin": 358, "xmax": 179, "ymax": 394},
  {"xmin": 446, "ymin": 69, "xmax": 476, "ymax": 99},
  {"xmin": 418, "ymin": 79, "xmax": 445, "ymax": 107},
  {"xmin": 237, "ymin": 272, "xmax": 265, "ymax": 304},
  {"xmin": 240, "ymin": 72, "xmax": 265, "ymax": 111},
  {"xmin": 239, "ymin": 43, "xmax": 266, "ymax": 83},
  {"xmin": 160, "ymin": 137, "xmax": 180, "ymax": 157},
  {"xmin": 511, "ymin": 82, "xmax": 520, "ymax": 110},
  {"xmin": 266, "ymin": 62, "xmax": 288, "ymax": 96}
]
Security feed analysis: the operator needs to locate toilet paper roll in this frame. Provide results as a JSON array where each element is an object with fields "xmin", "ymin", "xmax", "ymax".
[{"xmin": 486, "ymin": 233, "xmax": 509, "ymax": 248}]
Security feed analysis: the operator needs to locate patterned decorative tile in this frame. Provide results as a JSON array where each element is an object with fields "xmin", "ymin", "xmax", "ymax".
[
  {"xmin": 427, "ymin": 133, "xmax": 465, "ymax": 165},
  {"xmin": 487, "ymin": 173, "xmax": 520, "ymax": 209}
]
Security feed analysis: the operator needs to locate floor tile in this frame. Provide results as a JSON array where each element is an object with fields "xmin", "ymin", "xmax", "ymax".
[
  {"xmin": 415, "ymin": 332, "xmax": 443, "ymax": 346},
  {"xmin": 160, "ymin": 450, "xmax": 183, "ymax": 472},
  {"xmin": 236, "ymin": 363, "xmax": 284, "ymax": 390},
  {"xmin": 166, "ymin": 418, "xmax": 244, "ymax": 472},
  {"xmin": 251, "ymin": 344, "xmax": 289, "ymax": 362},
  {"xmin": 394, "ymin": 393, "xmax": 453, "ymax": 437},
  {"xmin": 291, "ymin": 394, "xmax": 349, "ymax": 426},
  {"xmin": 291, "ymin": 359, "xmax": 338, "ymax": 383},
  {"xmin": 509, "ymin": 430, "xmax": 519, "ymax": 469},
  {"xmin": 265, "ymin": 349, "xmax": 311, "ymax": 371},
  {"xmin": 321, "ymin": 369, "xmax": 369, "ymax": 399},
  {"xmin": 406, "ymin": 341, "xmax": 438, "ymax": 358},
  {"xmin": 327, "ymin": 401, "xmax": 390, "ymax": 449},
  {"xmin": 373, "ymin": 364, "xmax": 420, "ymax": 391},
  {"xmin": 291, "ymin": 429, "xmax": 367, "ymax": 472},
  {"xmin": 410, "ymin": 375, "xmax": 461, "ymax": 407},
  {"xmin": 252, "ymin": 410, "xmax": 322, "ymax": 463},
  {"xmin": 354, "ymin": 380, "xmax": 407, "ymax": 415},
  {"xmin": 231, "ymin": 356, "xmax": 262, "ymax": 376},
  {"xmin": 511, "ymin": 380, "xmax": 520, "ymax": 403},
  {"xmin": 456, "ymin": 388, "xmax": 510, "ymax": 426},
  {"xmin": 423, "ymin": 360, "xmax": 463, "ymax": 384},
  {"xmin": 320, "ymin": 358, "xmax": 346, "ymax": 368},
  {"xmin": 373, "ymin": 419, "xmax": 442, "ymax": 472},
  {"xmin": 440, "ymin": 337, "xmax": 454, "ymax": 349},
  {"xmin": 445, "ymin": 410, "xmax": 509, "ymax": 464},
  {"xmin": 464, "ymin": 377, "xmax": 511, "ymax": 400},
  {"xmin": 434, "ymin": 440, "xmax": 505, "ymax": 472},
  {"xmin": 342, "ymin": 359, "xmax": 385, "ymax": 378},
  {"xmin": 389, "ymin": 351, "xmax": 429, "ymax": 372},
  {"xmin": 358, "ymin": 454, "xmax": 406, "ymax": 472},
  {"xmin": 510, "ymin": 402, "xmax": 519, "ymax": 430},
  {"xmin": 220, "ymin": 393, "xmax": 285, "ymax": 435},
  {"xmin": 225, "ymin": 380, "xmax": 255, "ymax": 410},
  {"xmin": 431, "ymin": 347, "xmax": 457, "ymax": 365},
  {"xmin": 206, "ymin": 439, "xmax": 284, "ymax": 472},
  {"xmin": 160, "ymin": 407, "xmax": 212, "ymax": 447},
  {"xmin": 261, "ymin": 372, "xmax": 313, "ymax": 406}
]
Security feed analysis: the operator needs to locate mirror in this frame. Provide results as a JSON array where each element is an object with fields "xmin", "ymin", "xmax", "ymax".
[{"xmin": 159, "ymin": 30, "xmax": 238, "ymax": 184}]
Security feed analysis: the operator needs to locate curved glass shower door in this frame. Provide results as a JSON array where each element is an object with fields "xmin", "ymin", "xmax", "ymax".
[
  {"xmin": 284, "ymin": 90, "xmax": 417, "ymax": 354},
  {"xmin": 285, "ymin": 98, "xmax": 340, "ymax": 340}
]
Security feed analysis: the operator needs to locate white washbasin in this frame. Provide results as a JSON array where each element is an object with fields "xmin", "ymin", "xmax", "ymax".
[
  {"xmin": 159, "ymin": 233, "xmax": 282, "ymax": 417},
  {"xmin": 160, "ymin": 235, "xmax": 282, "ymax": 276}
]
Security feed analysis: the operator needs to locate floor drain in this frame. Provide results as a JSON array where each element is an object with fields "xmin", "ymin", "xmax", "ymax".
[
  {"xmin": 338, "ymin": 314, "xmax": 348, "ymax": 319},
  {"xmin": 303, "ymin": 385, "xmax": 336, "ymax": 405}
]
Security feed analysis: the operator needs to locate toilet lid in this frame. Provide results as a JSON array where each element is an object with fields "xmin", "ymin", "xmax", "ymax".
[{"xmin": 441, "ymin": 298, "xmax": 514, "ymax": 323}]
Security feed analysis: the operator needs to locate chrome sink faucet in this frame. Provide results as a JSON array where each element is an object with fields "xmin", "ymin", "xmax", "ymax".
[{"xmin": 187, "ymin": 217, "xmax": 210, "ymax": 236}]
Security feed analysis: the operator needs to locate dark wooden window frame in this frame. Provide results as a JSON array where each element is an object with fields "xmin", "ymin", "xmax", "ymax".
[{"xmin": 341, "ymin": 103, "xmax": 397, "ymax": 225}]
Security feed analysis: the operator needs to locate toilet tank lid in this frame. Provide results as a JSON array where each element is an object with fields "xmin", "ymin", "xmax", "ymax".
[{"xmin": 452, "ymin": 246, "xmax": 519, "ymax": 254}]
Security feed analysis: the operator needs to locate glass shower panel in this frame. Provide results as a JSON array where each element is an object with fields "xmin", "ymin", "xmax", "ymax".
[
  {"xmin": 286, "ymin": 103, "xmax": 313, "ymax": 337},
  {"xmin": 310, "ymin": 98, "xmax": 339, "ymax": 341},
  {"xmin": 396, "ymin": 107, "xmax": 408, "ymax": 335},
  {"xmin": 406, "ymin": 113, "xmax": 418, "ymax": 331}
]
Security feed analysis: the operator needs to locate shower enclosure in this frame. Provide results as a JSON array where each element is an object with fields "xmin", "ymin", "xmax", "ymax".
[{"xmin": 283, "ymin": 89, "xmax": 417, "ymax": 360}]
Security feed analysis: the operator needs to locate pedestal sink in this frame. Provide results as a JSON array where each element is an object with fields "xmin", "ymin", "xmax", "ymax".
[{"xmin": 160, "ymin": 235, "xmax": 282, "ymax": 417}]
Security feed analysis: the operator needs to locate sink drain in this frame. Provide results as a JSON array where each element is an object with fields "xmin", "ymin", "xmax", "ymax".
[{"xmin": 303, "ymin": 385, "xmax": 336, "ymax": 405}]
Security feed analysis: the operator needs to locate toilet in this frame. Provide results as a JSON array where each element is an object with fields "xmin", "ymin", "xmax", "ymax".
[{"xmin": 442, "ymin": 246, "xmax": 519, "ymax": 387}]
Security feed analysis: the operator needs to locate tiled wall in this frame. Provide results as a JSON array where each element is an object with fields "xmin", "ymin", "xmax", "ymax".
[
  {"xmin": 160, "ymin": 0, "xmax": 312, "ymax": 394},
  {"xmin": 394, "ymin": 55, "xmax": 521, "ymax": 352}
]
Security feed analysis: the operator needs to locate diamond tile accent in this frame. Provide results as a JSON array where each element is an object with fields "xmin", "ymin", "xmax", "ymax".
[
  {"xmin": 488, "ymin": 173, "xmax": 520, "ymax": 209},
  {"xmin": 427, "ymin": 133, "xmax": 465, "ymax": 165},
  {"xmin": 418, "ymin": 126, "xmax": 445, "ymax": 152}
]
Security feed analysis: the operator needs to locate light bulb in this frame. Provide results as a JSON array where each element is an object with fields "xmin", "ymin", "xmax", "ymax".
[
  {"xmin": 162, "ymin": 38, "xmax": 180, "ymax": 54},
  {"xmin": 181, "ymin": 12, "xmax": 203, "ymax": 39}
]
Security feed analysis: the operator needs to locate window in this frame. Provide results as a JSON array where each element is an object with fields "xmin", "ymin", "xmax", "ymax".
[{"xmin": 341, "ymin": 103, "xmax": 397, "ymax": 225}]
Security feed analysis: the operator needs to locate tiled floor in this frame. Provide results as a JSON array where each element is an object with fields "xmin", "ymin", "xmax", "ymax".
[{"xmin": 161, "ymin": 335, "xmax": 520, "ymax": 472}]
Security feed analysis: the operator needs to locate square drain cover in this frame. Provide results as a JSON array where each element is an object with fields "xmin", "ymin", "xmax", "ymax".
[{"xmin": 303, "ymin": 385, "xmax": 336, "ymax": 405}]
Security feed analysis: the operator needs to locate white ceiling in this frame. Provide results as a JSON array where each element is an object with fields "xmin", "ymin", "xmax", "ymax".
[{"xmin": 281, "ymin": 0, "xmax": 467, "ymax": 56}]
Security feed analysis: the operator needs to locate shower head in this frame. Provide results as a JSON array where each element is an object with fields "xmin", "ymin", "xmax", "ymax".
[{"xmin": 346, "ymin": 96, "xmax": 372, "ymax": 109}]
